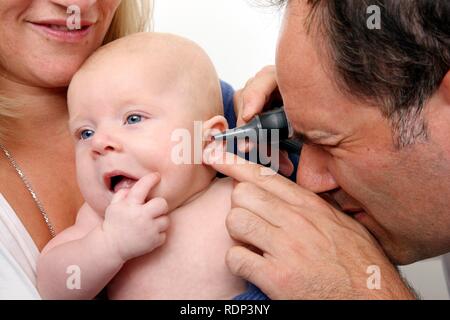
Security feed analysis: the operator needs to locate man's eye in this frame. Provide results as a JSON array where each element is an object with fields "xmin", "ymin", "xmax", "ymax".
[
  {"xmin": 80, "ymin": 129, "xmax": 95, "ymax": 140},
  {"xmin": 126, "ymin": 114, "xmax": 142, "ymax": 124}
]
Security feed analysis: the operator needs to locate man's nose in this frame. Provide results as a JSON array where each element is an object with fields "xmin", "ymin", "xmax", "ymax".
[
  {"xmin": 50, "ymin": 0, "xmax": 97, "ymax": 12},
  {"xmin": 90, "ymin": 132, "xmax": 122, "ymax": 158},
  {"xmin": 296, "ymin": 144, "xmax": 339, "ymax": 193}
]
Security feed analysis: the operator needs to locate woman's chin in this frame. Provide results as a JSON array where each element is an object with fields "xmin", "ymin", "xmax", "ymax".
[{"xmin": 28, "ymin": 62, "xmax": 85, "ymax": 88}]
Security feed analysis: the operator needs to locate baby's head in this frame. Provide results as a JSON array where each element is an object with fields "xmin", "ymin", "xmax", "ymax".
[{"xmin": 68, "ymin": 32, "xmax": 226, "ymax": 214}]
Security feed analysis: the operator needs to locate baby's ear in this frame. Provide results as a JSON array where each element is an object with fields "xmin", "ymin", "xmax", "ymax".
[{"xmin": 202, "ymin": 115, "xmax": 228, "ymax": 143}]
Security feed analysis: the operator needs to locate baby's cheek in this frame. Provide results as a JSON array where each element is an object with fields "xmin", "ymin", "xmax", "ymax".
[
  {"xmin": 164, "ymin": 163, "xmax": 197, "ymax": 195},
  {"xmin": 76, "ymin": 158, "xmax": 91, "ymax": 192},
  {"xmin": 80, "ymin": 177, "xmax": 111, "ymax": 214},
  {"xmin": 76, "ymin": 157, "xmax": 109, "ymax": 213}
]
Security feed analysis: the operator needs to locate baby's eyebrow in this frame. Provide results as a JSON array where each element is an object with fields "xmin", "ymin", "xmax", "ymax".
[{"xmin": 68, "ymin": 117, "xmax": 83, "ymax": 131}]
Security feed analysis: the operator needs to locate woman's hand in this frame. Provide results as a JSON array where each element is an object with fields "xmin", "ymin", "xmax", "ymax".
[
  {"xmin": 234, "ymin": 66, "xmax": 294, "ymax": 176},
  {"xmin": 204, "ymin": 147, "xmax": 415, "ymax": 299}
]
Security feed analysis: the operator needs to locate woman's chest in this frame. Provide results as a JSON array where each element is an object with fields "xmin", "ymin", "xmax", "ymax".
[{"xmin": 0, "ymin": 155, "xmax": 83, "ymax": 251}]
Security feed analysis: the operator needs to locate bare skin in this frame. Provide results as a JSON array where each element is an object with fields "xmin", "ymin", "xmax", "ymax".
[
  {"xmin": 0, "ymin": 0, "xmax": 121, "ymax": 251},
  {"xmin": 108, "ymin": 177, "xmax": 245, "ymax": 300},
  {"xmin": 0, "ymin": 97, "xmax": 82, "ymax": 251},
  {"xmin": 0, "ymin": 0, "xmax": 265, "ymax": 257},
  {"xmin": 37, "ymin": 33, "xmax": 246, "ymax": 299}
]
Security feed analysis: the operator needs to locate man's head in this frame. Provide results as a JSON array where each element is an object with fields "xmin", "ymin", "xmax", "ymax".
[
  {"xmin": 275, "ymin": 0, "xmax": 450, "ymax": 264},
  {"xmin": 68, "ymin": 32, "xmax": 226, "ymax": 213}
]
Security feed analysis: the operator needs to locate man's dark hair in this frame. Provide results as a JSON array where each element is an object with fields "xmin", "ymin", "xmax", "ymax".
[{"xmin": 274, "ymin": 0, "xmax": 450, "ymax": 147}]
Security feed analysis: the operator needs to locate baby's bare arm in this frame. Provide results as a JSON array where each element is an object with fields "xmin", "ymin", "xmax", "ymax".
[
  {"xmin": 37, "ymin": 173, "xmax": 169, "ymax": 300},
  {"xmin": 36, "ymin": 203, "xmax": 125, "ymax": 300}
]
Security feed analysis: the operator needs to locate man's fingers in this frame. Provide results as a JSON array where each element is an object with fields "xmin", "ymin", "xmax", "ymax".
[
  {"xmin": 235, "ymin": 66, "xmax": 278, "ymax": 126},
  {"xmin": 279, "ymin": 150, "xmax": 295, "ymax": 177},
  {"xmin": 204, "ymin": 148, "xmax": 310, "ymax": 206},
  {"xmin": 126, "ymin": 173, "xmax": 161, "ymax": 204},
  {"xmin": 241, "ymin": 66, "xmax": 278, "ymax": 121},
  {"xmin": 236, "ymin": 140, "xmax": 256, "ymax": 154},
  {"xmin": 232, "ymin": 182, "xmax": 322, "ymax": 240},
  {"xmin": 231, "ymin": 182, "xmax": 294, "ymax": 227},
  {"xmin": 226, "ymin": 208, "xmax": 280, "ymax": 254},
  {"xmin": 226, "ymin": 246, "xmax": 275, "ymax": 296}
]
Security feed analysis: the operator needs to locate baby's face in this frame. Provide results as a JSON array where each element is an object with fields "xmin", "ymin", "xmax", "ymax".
[{"xmin": 68, "ymin": 61, "xmax": 209, "ymax": 213}]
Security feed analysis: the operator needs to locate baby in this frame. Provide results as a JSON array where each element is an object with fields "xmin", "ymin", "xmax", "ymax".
[{"xmin": 36, "ymin": 32, "xmax": 251, "ymax": 299}]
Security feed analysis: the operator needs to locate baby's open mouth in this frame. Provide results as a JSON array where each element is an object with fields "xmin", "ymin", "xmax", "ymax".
[{"xmin": 104, "ymin": 171, "xmax": 138, "ymax": 193}]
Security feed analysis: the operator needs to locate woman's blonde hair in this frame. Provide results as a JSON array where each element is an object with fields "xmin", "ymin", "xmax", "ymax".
[
  {"xmin": 0, "ymin": 0, "xmax": 153, "ymax": 141},
  {"xmin": 103, "ymin": 0, "xmax": 153, "ymax": 44}
]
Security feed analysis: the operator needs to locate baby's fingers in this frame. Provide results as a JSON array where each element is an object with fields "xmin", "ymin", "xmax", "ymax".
[
  {"xmin": 154, "ymin": 233, "xmax": 167, "ymax": 248},
  {"xmin": 144, "ymin": 197, "xmax": 169, "ymax": 218},
  {"xmin": 110, "ymin": 188, "xmax": 129, "ymax": 204},
  {"xmin": 127, "ymin": 173, "xmax": 161, "ymax": 204},
  {"xmin": 155, "ymin": 216, "xmax": 170, "ymax": 233}
]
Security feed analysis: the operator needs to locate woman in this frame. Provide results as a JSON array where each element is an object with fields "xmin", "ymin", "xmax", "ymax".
[
  {"xmin": 0, "ymin": 0, "xmax": 280, "ymax": 299},
  {"xmin": 0, "ymin": 0, "xmax": 153, "ymax": 299}
]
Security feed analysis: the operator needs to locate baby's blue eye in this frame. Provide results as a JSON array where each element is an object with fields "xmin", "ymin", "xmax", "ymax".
[
  {"xmin": 126, "ymin": 114, "xmax": 142, "ymax": 124},
  {"xmin": 80, "ymin": 129, "xmax": 95, "ymax": 140}
]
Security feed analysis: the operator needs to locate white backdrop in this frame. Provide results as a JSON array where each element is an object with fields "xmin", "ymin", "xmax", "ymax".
[{"xmin": 153, "ymin": 0, "xmax": 284, "ymax": 89}]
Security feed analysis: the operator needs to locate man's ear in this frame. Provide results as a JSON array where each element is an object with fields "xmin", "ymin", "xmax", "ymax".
[
  {"xmin": 439, "ymin": 70, "xmax": 450, "ymax": 104},
  {"xmin": 202, "ymin": 115, "xmax": 228, "ymax": 146}
]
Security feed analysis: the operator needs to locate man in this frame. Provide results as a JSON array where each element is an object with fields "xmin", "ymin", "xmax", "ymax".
[{"xmin": 205, "ymin": 0, "xmax": 450, "ymax": 299}]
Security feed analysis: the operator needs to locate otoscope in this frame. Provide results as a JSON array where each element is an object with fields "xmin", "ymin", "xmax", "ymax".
[{"xmin": 213, "ymin": 107, "xmax": 302, "ymax": 154}]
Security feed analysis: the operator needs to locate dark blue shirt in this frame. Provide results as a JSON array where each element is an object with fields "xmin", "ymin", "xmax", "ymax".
[{"xmin": 221, "ymin": 80, "xmax": 237, "ymax": 129}]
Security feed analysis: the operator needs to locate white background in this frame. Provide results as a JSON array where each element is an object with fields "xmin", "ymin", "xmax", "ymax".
[
  {"xmin": 152, "ymin": 0, "xmax": 449, "ymax": 299},
  {"xmin": 153, "ymin": 0, "xmax": 283, "ymax": 89}
]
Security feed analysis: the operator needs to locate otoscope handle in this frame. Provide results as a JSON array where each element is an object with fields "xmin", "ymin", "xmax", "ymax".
[
  {"xmin": 212, "ymin": 107, "xmax": 302, "ymax": 154},
  {"xmin": 258, "ymin": 108, "xmax": 292, "ymax": 140}
]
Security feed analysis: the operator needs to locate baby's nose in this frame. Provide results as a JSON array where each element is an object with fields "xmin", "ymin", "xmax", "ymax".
[{"xmin": 91, "ymin": 132, "xmax": 122, "ymax": 157}]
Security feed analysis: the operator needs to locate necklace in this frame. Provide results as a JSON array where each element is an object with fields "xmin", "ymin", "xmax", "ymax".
[{"xmin": 0, "ymin": 144, "xmax": 56, "ymax": 238}]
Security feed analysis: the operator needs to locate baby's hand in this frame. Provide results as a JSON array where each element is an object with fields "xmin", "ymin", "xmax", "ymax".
[{"xmin": 102, "ymin": 173, "xmax": 169, "ymax": 262}]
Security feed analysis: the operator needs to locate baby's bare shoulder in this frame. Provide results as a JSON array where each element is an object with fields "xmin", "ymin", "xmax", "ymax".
[
  {"xmin": 200, "ymin": 177, "xmax": 234, "ymax": 211},
  {"xmin": 41, "ymin": 203, "xmax": 102, "ymax": 255},
  {"xmin": 210, "ymin": 177, "xmax": 234, "ymax": 193}
]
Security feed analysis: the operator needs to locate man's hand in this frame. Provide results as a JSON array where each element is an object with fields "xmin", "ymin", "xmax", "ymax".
[
  {"xmin": 102, "ymin": 173, "xmax": 170, "ymax": 262},
  {"xmin": 234, "ymin": 66, "xmax": 294, "ymax": 177},
  {"xmin": 204, "ymin": 147, "xmax": 414, "ymax": 299}
]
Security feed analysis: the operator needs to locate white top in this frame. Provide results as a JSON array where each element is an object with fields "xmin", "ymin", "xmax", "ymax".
[{"xmin": 0, "ymin": 193, "xmax": 41, "ymax": 299}]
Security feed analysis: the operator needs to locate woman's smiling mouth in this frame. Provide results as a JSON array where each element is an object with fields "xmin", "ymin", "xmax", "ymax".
[{"xmin": 27, "ymin": 19, "xmax": 95, "ymax": 43}]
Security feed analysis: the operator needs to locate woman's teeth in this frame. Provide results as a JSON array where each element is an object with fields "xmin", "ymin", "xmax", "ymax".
[{"xmin": 47, "ymin": 24, "xmax": 85, "ymax": 31}]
